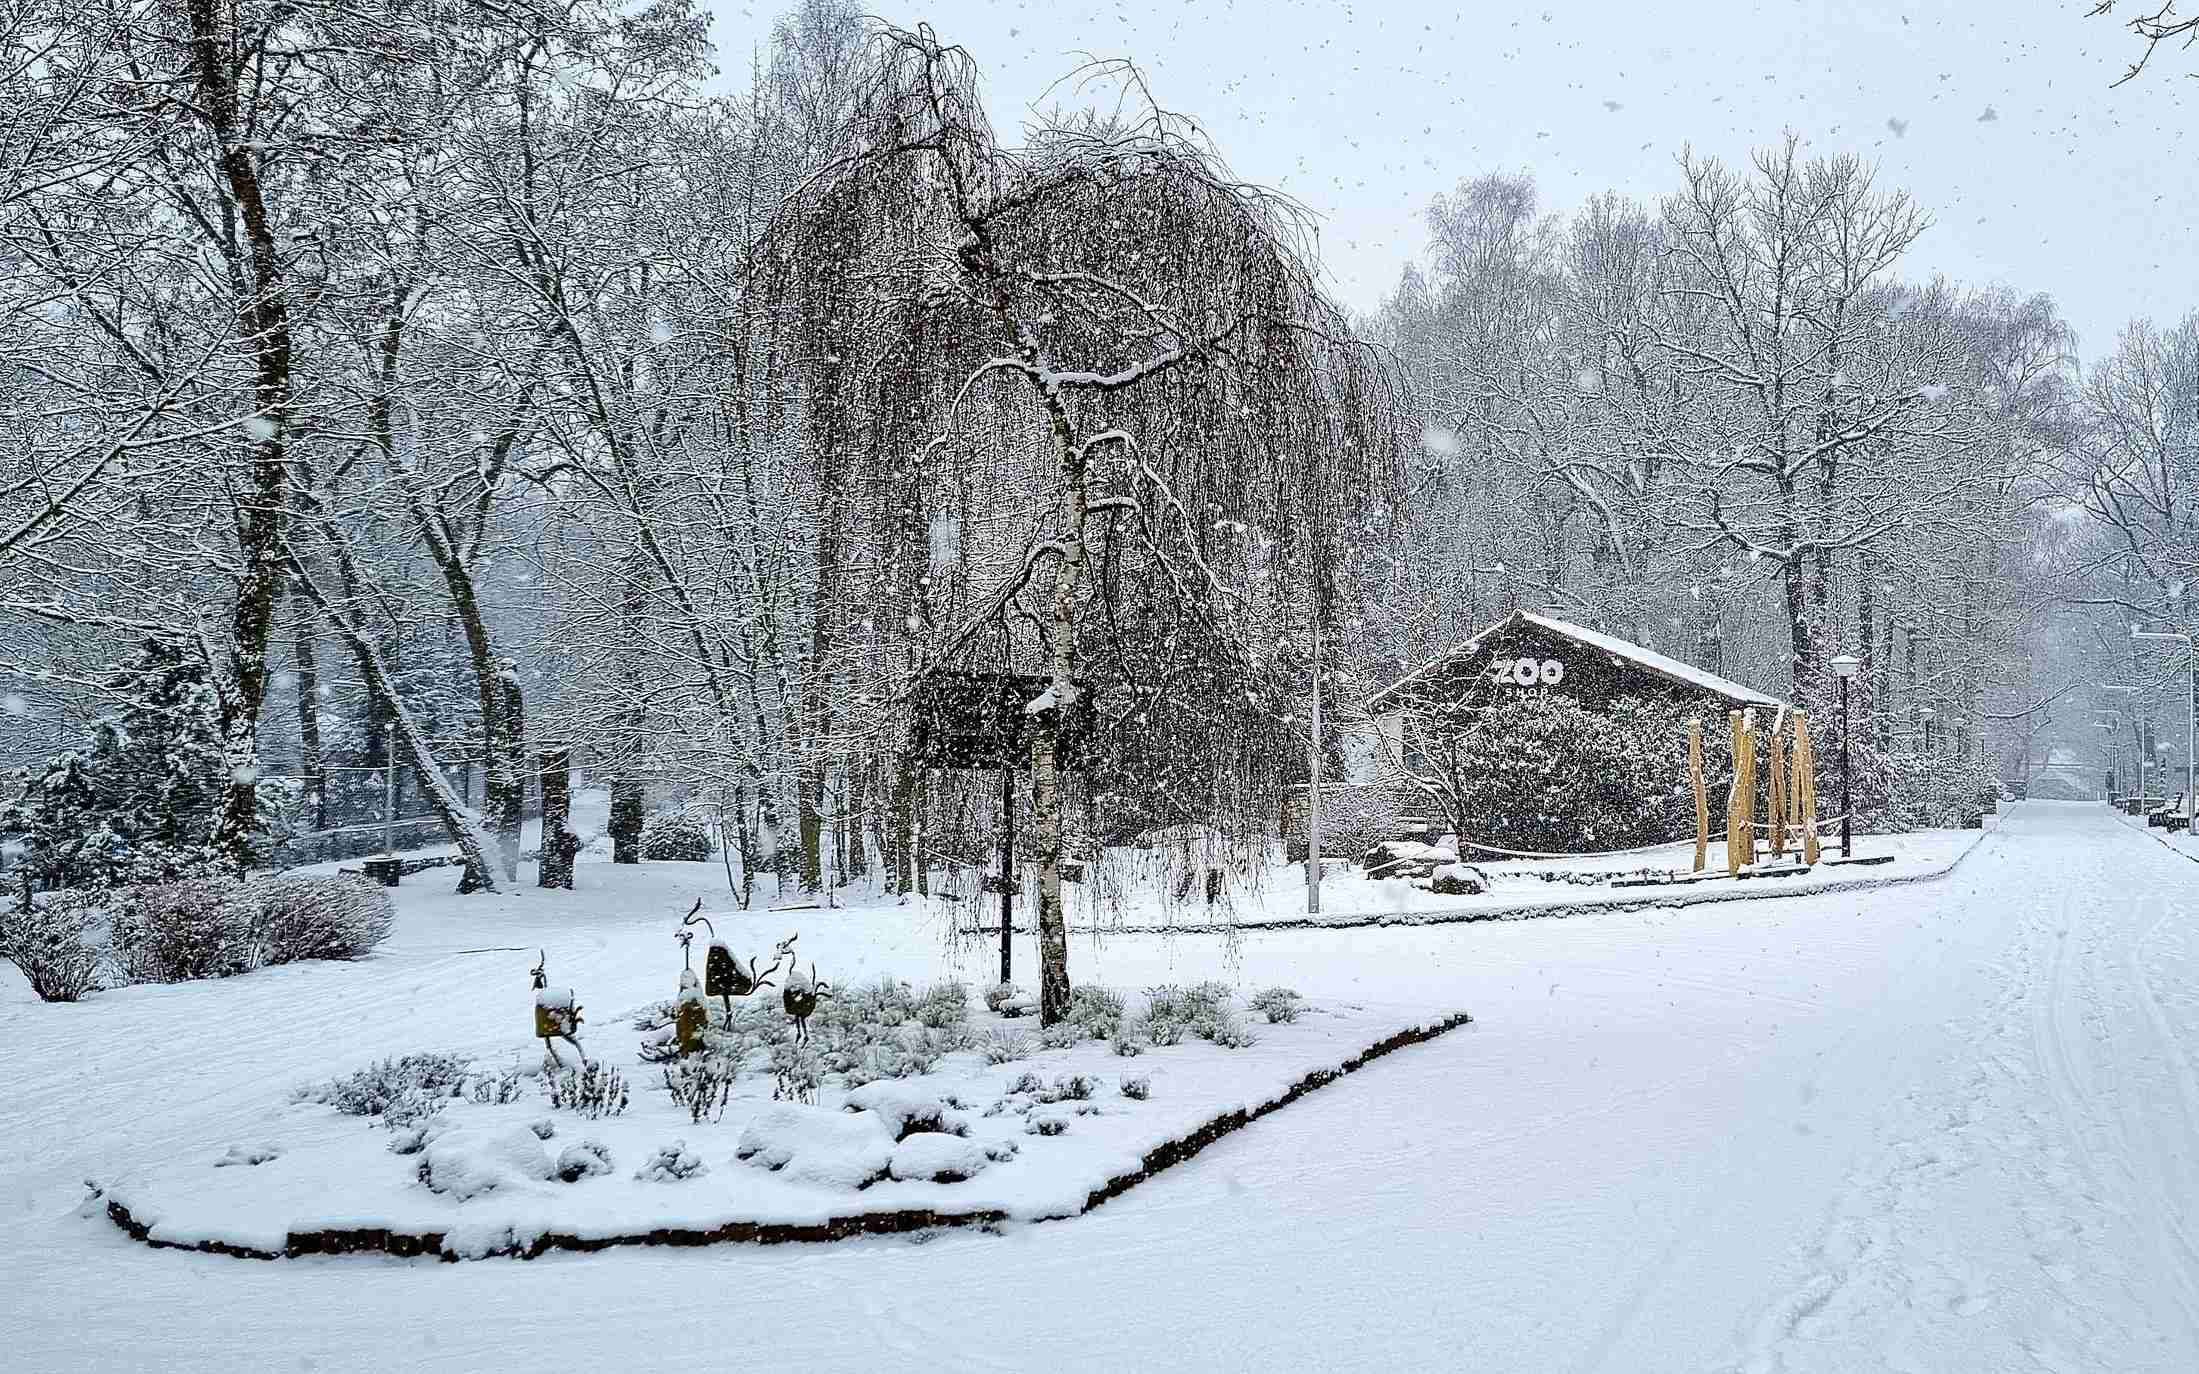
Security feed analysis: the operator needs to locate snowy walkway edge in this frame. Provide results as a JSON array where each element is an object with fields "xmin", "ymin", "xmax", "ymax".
[
  {"xmin": 974, "ymin": 824, "xmax": 2000, "ymax": 936},
  {"xmin": 99, "ymin": 1011, "xmax": 1475, "ymax": 1263}
]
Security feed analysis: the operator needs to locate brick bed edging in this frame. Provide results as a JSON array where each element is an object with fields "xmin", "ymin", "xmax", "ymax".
[
  {"xmin": 101, "ymin": 1011, "xmax": 1475, "ymax": 1263},
  {"xmin": 963, "ymin": 824, "xmax": 2001, "ymax": 938}
]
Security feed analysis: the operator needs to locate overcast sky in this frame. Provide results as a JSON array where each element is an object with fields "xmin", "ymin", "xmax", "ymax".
[{"xmin": 704, "ymin": 0, "xmax": 2192, "ymax": 362}]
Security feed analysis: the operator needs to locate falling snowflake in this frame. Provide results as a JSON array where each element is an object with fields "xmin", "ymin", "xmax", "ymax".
[
  {"xmin": 1885, "ymin": 116, "xmax": 1908, "ymax": 138},
  {"xmin": 1575, "ymin": 367, "xmax": 1604, "ymax": 395},
  {"xmin": 1, "ymin": 693, "xmax": 26, "ymax": 717},
  {"xmin": 243, "ymin": 416, "xmax": 278, "ymax": 441},
  {"xmin": 231, "ymin": 764, "xmax": 261, "ymax": 784},
  {"xmin": 1421, "ymin": 424, "xmax": 1461, "ymax": 457},
  {"xmin": 1917, "ymin": 383, "xmax": 1950, "ymax": 402}
]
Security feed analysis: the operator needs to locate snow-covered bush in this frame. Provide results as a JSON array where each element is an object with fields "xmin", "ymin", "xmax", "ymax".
[
  {"xmin": 916, "ymin": 979, "xmax": 970, "ymax": 1028},
  {"xmin": 1109, "ymin": 1030, "xmax": 1144, "ymax": 1057},
  {"xmin": 734, "ymin": 1103, "xmax": 894, "ymax": 1188},
  {"xmin": 108, "ymin": 877, "xmax": 256, "ymax": 983},
  {"xmin": 416, "ymin": 1126, "xmax": 553, "ymax": 1201},
  {"xmin": 634, "ymin": 1140, "xmax": 709, "ymax": 1183},
  {"xmin": 1400, "ymin": 690, "xmax": 1710, "ymax": 853},
  {"xmin": 470, "ymin": 1067, "xmax": 522, "ymax": 1106},
  {"xmin": 1050, "ymin": 1073, "xmax": 1099, "ymax": 1102},
  {"xmin": 555, "ymin": 1140, "xmax": 615, "ymax": 1182},
  {"xmin": 1024, "ymin": 1115, "xmax": 1068, "ymax": 1137},
  {"xmin": 243, "ymin": 873, "xmax": 394, "ymax": 964},
  {"xmin": 844, "ymin": 1081, "xmax": 972, "ymax": 1140},
  {"xmin": 661, "ymin": 1057, "xmax": 734, "ymax": 1124},
  {"xmin": 0, "ymin": 889, "xmax": 104, "ymax": 1001},
  {"xmin": 985, "ymin": 981, "xmax": 1030, "ymax": 1016},
  {"xmin": 1037, "ymin": 1021, "xmax": 1086, "ymax": 1051},
  {"xmin": 887, "ymin": 1134, "xmax": 1015, "ymax": 1183},
  {"xmin": 1006, "ymin": 1071, "xmax": 1044, "ymax": 1096},
  {"xmin": 1119, "ymin": 1075, "xmax": 1151, "ymax": 1100},
  {"xmin": 770, "ymin": 1039, "xmax": 824, "ymax": 1104},
  {"xmin": 544, "ymin": 1063, "xmax": 629, "ymax": 1119},
  {"xmin": 1068, "ymin": 985, "xmax": 1124, "ymax": 1038},
  {"xmin": 303, "ymin": 1053, "xmax": 473, "ymax": 1124},
  {"xmin": 982, "ymin": 1028, "xmax": 1029, "ymax": 1064},
  {"xmin": 639, "ymin": 810, "xmax": 715, "ymax": 862},
  {"xmin": 1250, "ymin": 986, "xmax": 1304, "ymax": 1024},
  {"xmin": 1191, "ymin": 1006, "xmax": 1256, "ymax": 1049},
  {"xmin": 1428, "ymin": 863, "xmax": 1487, "ymax": 896}
]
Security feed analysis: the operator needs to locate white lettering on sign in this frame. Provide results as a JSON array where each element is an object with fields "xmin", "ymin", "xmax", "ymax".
[{"xmin": 1489, "ymin": 657, "xmax": 1566, "ymax": 687}]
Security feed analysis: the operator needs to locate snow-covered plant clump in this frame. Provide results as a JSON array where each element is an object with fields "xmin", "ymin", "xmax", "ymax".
[
  {"xmin": 888, "ymin": 1133, "xmax": 1015, "ymax": 1183},
  {"xmin": 734, "ymin": 1103, "xmax": 895, "ymax": 1189},
  {"xmin": 108, "ymin": 878, "xmax": 257, "ymax": 983},
  {"xmin": 982, "ymin": 1028, "xmax": 1029, "ymax": 1064},
  {"xmin": 302, "ymin": 1053, "xmax": 475, "ymax": 1125},
  {"xmin": 244, "ymin": 873, "xmax": 395, "ymax": 964},
  {"xmin": 0, "ymin": 890, "xmax": 104, "ymax": 1001},
  {"xmin": 661, "ymin": 1056, "xmax": 735, "ymax": 1124},
  {"xmin": 1068, "ymin": 985, "xmax": 1124, "ymax": 1038},
  {"xmin": 1119, "ymin": 1075, "xmax": 1151, "ymax": 1100},
  {"xmin": 985, "ymin": 982, "xmax": 1033, "ymax": 1016},
  {"xmin": 1249, "ymin": 986, "xmax": 1304, "ymax": 1024},
  {"xmin": 843, "ymin": 1081, "xmax": 973, "ymax": 1139},
  {"xmin": 416, "ymin": 1126, "xmax": 553, "ymax": 1201},
  {"xmin": 543, "ymin": 1063, "xmax": 629, "ymax": 1119},
  {"xmin": 1136, "ymin": 982, "xmax": 1255, "ymax": 1049},
  {"xmin": 1428, "ymin": 863, "xmax": 1486, "ymax": 896},
  {"xmin": 555, "ymin": 1140, "xmax": 614, "ymax": 1182},
  {"xmin": 634, "ymin": 1141, "xmax": 709, "ymax": 1183},
  {"xmin": 639, "ymin": 810, "xmax": 715, "ymax": 862},
  {"xmin": 915, "ymin": 979, "xmax": 970, "ymax": 1027}
]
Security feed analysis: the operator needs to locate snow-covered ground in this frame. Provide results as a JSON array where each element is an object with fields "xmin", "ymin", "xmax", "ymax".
[{"xmin": 7, "ymin": 801, "xmax": 2199, "ymax": 1372}]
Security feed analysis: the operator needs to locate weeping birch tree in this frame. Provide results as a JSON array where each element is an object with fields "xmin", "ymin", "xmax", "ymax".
[{"xmin": 780, "ymin": 26, "xmax": 1398, "ymax": 1022}]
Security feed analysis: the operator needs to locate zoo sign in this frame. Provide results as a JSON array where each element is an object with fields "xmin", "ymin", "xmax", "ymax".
[{"xmin": 1489, "ymin": 656, "xmax": 1565, "ymax": 688}]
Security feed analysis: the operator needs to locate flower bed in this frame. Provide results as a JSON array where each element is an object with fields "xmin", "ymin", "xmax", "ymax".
[{"xmin": 101, "ymin": 986, "xmax": 1472, "ymax": 1261}]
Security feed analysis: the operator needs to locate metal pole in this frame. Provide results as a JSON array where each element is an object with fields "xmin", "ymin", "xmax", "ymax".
[
  {"xmin": 2187, "ymin": 638, "xmax": 2194, "ymax": 823},
  {"xmin": 1840, "ymin": 674, "xmax": 1853, "ymax": 858},
  {"xmin": 999, "ymin": 765, "xmax": 1014, "ymax": 986},
  {"xmin": 382, "ymin": 752, "xmax": 397, "ymax": 857},
  {"xmin": 1306, "ymin": 573, "xmax": 1322, "ymax": 915}
]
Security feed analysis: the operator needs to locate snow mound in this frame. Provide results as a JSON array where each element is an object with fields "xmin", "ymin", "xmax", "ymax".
[
  {"xmin": 843, "ymin": 1080, "xmax": 972, "ymax": 1140},
  {"xmin": 555, "ymin": 1140, "xmax": 614, "ymax": 1182},
  {"xmin": 213, "ymin": 1144, "xmax": 281, "ymax": 1168},
  {"xmin": 734, "ymin": 1103, "xmax": 895, "ymax": 1189},
  {"xmin": 417, "ymin": 1126, "xmax": 553, "ymax": 1201},
  {"xmin": 887, "ymin": 1133, "xmax": 1016, "ymax": 1184}
]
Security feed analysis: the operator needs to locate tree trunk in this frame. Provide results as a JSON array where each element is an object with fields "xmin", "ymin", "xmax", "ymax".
[
  {"xmin": 497, "ymin": 665, "xmax": 525, "ymax": 878},
  {"xmin": 538, "ymin": 748, "xmax": 574, "ymax": 890},
  {"xmin": 292, "ymin": 587, "xmax": 325, "ymax": 833},
  {"xmin": 609, "ymin": 782, "xmax": 644, "ymax": 865},
  {"xmin": 185, "ymin": 0, "xmax": 292, "ymax": 871}
]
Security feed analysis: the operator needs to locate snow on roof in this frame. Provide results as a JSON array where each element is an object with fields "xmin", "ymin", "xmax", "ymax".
[{"xmin": 1366, "ymin": 609, "xmax": 1789, "ymax": 711}]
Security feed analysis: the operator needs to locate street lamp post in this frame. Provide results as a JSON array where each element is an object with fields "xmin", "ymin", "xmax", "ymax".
[
  {"xmin": 2133, "ymin": 626, "xmax": 2196, "ymax": 821},
  {"xmin": 1830, "ymin": 654, "xmax": 1861, "ymax": 858}
]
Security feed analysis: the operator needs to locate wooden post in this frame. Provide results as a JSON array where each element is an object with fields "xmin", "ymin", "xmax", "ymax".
[
  {"xmin": 1766, "ymin": 717, "xmax": 1787, "ymax": 859},
  {"xmin": 1726, "ymin": 710, "xmax": 1747, "ymax": 875},
  {"xmin": 1796, "ymin": 714, "xmax": 1821, "ymax": 865},
  {"xmin": 1689, "ymin": 718, "xmax": 1708, "ymax": 872}
]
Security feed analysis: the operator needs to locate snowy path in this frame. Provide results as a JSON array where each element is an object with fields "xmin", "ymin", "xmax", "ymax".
[{"xmin": 6, "ymin": 802, "xmax": 2199, "ymax": 1371}]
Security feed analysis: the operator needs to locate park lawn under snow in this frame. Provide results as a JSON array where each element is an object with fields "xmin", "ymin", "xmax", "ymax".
[{"xmin": 101, "ymin": 987, "xmax": 1462, "ymax": 1261}]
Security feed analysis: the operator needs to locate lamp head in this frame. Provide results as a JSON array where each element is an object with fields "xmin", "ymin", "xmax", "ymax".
[{"xmin": 1829, "ymin": 654, "xmax": 1861, "ymax": 681}]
